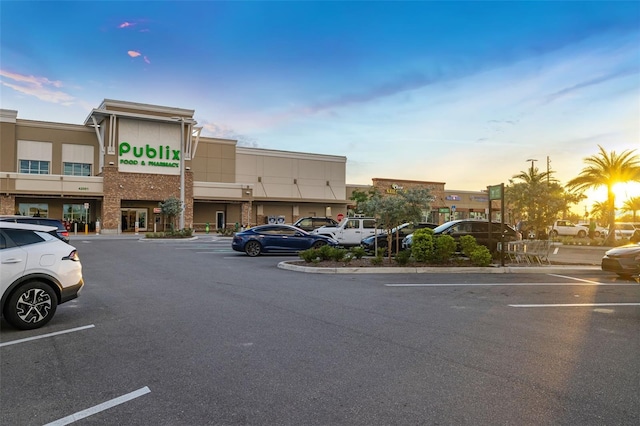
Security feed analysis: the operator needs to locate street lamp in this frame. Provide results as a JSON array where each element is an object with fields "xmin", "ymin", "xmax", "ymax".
[{"xmin": 526, "ymin": 158, "xmax": 538, "ymax": 175}]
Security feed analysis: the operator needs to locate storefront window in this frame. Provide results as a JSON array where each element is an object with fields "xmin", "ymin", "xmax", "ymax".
[
  {"xmin": 63, "ymin": 162, "xmax": 92, "ymax": 176},
  {"xmin": 63, "ymin": 204, "xmax": 87, "ymax": 222},
  {"xmin": 18, "ymin": 203, "xmax": 48, "ymax": 217},
  {"xmin": 19, "ymin": 160, "xmax": 50, "ymax": 174}
]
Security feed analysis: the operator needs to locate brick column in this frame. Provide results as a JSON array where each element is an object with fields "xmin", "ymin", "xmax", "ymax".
[{"xmin": 0, "ymin": 194, "xmax": 16, "ymax": 215}]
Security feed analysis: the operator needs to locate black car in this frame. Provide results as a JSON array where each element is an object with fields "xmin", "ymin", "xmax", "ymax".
[
  {"xmin": 292, "ymin": 217, "xmax": 339, "ymax": 232},
  {"xmin": 421, "ymin": 219, "xmax": 521, "ymax": 252},
  {"xmin": 601, "ymin": 242, "xmax": 640, "ymax": 278},
  {"xmin": 0, "ymin": 215, "xmax": 70, "ymax": 242},
  {"xmin": 361, "ymin": 222, "xmax": 438, "ymax": 254},
  {"xmin": 232, "ymin": 224, "xmax": 338, "ymax": 256}
]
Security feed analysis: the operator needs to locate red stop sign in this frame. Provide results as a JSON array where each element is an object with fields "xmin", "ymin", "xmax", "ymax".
[{"xmin": 337, "ymin": 213, "xmax": 344, "ymax": 221}]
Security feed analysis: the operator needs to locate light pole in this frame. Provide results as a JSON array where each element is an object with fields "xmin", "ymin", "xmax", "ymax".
[{"xmin": 526, "ymin": 158, "xmax": 538, "ymax": 175}]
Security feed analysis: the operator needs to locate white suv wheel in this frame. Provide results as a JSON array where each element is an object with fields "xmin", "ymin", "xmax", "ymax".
[{"xmin": 5, "ymin": 282, "xmax": 57, "ymax": 330}]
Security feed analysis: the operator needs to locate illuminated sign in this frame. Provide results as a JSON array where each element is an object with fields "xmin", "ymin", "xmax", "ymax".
[
  {"xmin": 119, "ymin": 142, "xmax": 180, "ymax": 168},
  {"xmin": 386, "ymin": 183, "xmax": 404, "ymax": 194},
  {"xmin": 117, "ymin": 119, "xmax": 181, "ymax": 175}
]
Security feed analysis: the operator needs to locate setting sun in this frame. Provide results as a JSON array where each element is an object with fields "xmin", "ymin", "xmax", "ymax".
[{"xmin": 585, "ymin": 182, "xmax": 640, "ymax": 208}]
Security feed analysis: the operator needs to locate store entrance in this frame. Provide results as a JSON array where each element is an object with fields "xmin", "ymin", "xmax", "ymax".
[{"xmin": 121, "ymin": 208, "xmax": 148, "ymax": 232}]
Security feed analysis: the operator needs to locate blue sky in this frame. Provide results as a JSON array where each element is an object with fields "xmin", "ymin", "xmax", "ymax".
[{"xmin": 1, "ymin": 1, "xmax": 639, "ymax": 207}]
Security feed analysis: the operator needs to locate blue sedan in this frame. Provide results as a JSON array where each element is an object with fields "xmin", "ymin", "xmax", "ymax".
[{"xmin": 232, "ymin": 224, "xmax": 339, "ymax": 257}]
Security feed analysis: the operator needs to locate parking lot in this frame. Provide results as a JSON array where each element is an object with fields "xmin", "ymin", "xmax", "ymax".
[{"xmin": 1, "ymin": 236, "xmax": 639, "ymax": 425}]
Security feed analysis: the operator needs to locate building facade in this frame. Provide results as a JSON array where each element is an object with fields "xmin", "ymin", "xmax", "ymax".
[
  {"xmin": 1, "ymin": 100, "xmax": 349, "ymax": 233},
  {"xmin": 1, "ymin": 99, "xmax": 496, "ymax": 233}
]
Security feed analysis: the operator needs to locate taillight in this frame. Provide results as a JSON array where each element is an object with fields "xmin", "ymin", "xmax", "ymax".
[
  {"xmin": 63, "ymin": 250, "xmax": 80, "ymax": 261},
  {"xmin": 60, "ymin": 230, "xmax": 69, "ymax": 238}
]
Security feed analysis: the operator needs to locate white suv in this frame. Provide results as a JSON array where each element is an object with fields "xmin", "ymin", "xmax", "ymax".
[{"xmin": 1, "ymin": 222, "xmax": 84, "ymax": 330}]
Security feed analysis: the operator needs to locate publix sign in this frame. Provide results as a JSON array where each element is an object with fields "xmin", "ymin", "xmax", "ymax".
[{"xmin": 118, "ymin": 142, "xmax": 181, "ymax": 174}]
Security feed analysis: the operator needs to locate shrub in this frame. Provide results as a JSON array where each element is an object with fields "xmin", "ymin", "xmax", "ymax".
[
  {"xmin": 317, "ymin": 244, "xmax": 334, "ymax": 261},
  {"xmin": 394, "ymin": 249, "xmax": 412, "ymax": 266},
  {"xmin": 469, "ymin": 246, "xmax": 492, "ymax": 266},
  {"xmin": 433, "ymin": 235, "xmax": 457, "ymax": 263},
  {"xmin": 459, "ymin": 235, "xmax": 478, "ymax": 257},
  {"xmin": 331, "ymin": 248, "xmax": 349, "ymax": 262},
  {"xmin": 144, "ymin": 228, "xmax": 193, "ymax": 238},
  {"xmin": 411, "ymin": 228, "xmax": 435, "ymax": 263},
  {"xmin": 299, "ymin": 248, "xmax": 320, "ymax": 263},
  {"xmin": 370, "ymin": 256, "xmax": 383, "ymax": 266},
  {"xmin": 349, "ymin": 246, "xmax": 366, "ymax": 259}
]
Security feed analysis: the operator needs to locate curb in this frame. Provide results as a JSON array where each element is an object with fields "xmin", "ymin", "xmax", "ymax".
[{"xmin": 278, "ymin": 261, "xmax": 601, "ymax": 274}]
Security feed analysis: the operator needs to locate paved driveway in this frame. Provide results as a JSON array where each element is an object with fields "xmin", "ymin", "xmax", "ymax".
[{"xmin": 1, "ymin": 237, "xmax": 638, "ymax": 425}]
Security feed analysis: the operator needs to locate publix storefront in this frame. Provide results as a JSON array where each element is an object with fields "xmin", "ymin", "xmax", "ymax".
[{"xmin": 0, "ymin": 99, "xmax": 350, "ymax": 233}]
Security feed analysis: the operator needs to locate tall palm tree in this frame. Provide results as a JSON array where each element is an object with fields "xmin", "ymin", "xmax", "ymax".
[
  {"xmin": 567, "ymin": 145, "xmax": 640, "ymax": 244},
  {"xmin": 622, "ymin": 196, "xmax": 640, "ymax": 222}
]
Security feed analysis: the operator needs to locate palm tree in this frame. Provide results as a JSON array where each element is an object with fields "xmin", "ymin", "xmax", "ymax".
[
  {"xmin": 590, "ymin": 201, "xmax": 609, "ymax": 226},
  {"xmin": 622, "ymin": 196, "xmax": 640, "ymax": 222},
  {"xmin": 567, "ymin": 145, "xmax": 640, "ymax": 244}
]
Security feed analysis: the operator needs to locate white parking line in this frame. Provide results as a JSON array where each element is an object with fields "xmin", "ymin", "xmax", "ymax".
[
  {"xmin": 43, "ymin": 386, "xmax": 151, "ymax": 425},
  {"xmin": 547, "ymin": 274, "xmax": 602, "ymax": 284},
  {"xmin": 0, "ymin": 324, "xmax": 95, "ymax": 348},
  {"xmin": 510, "ymin": 303, "xmax": 640, "ymax": 308},
  {"xmin": 384, "ymin": 282, "xmax": 638, "ymax": 287}
]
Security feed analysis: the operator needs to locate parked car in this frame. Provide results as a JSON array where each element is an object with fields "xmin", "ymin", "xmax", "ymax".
[
  {"xmin": 232, "ymin": 224, "xmax": 338, "ymax": 257},
  {"xmin": 601, "ymin": 242, "xmax": 640, "ymax": 278},
  {"xmin": 360, "ymin": 222, "xmax": 438, "ymax": 254},
  {"xmin": 611, "ymin": 222, "xmax": 637, "ymax": 239},
  {"xmin": 1, "ymin": 221, "xmax": 84, "ymax": 330},
  {"xmin": 403, "ymin": 219, "xmax": 521, "ymax": 252},
  {"xmin": 548, "ymin": 220, "xmax": 588, "ymax": 238},
  {"xmin": 0, "ymin": 215, "xmax": 70, "ymax": 242},
  {"xmin": 292, "ymin": 217, "xmax": 339, "ymax": 232}
]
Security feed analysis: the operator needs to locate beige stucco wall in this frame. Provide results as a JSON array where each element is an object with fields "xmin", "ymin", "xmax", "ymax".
[{"xmin": 236, "ymin": 147, "xmax": 347, "ymax": 202}]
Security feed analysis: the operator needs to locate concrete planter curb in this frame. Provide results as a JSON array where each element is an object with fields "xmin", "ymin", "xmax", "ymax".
[{"xmin": 278, "ymin": 261, "xmax": 600, "ymax": 274}]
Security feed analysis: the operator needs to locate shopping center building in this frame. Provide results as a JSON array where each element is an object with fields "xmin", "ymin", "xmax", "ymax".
[{"xmin": 0, "ymin": 99, "xmax": 493, "ymax": 233}]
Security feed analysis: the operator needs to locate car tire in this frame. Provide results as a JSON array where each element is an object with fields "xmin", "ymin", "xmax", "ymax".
[
  {"xmin": 594, "ymin": 231, "xmax": 601, "ymax": 238},
  {"xmin": 577, "ymin": 230, "xmax": 587, "ymax": 238},
  {"xmin": 4, "ymin": 281, "xmax": 58, "ymax": 330},
  {"xmin": 244, "ymin": 241, "xmax": 262, "ymax": 257},
  {"xmin": 551, "ymin": 230, "xmax": 559, "ymax": 238},
  {"xmin": 311, "ymin": 241, "xmax": 327, "ymax": 249}
]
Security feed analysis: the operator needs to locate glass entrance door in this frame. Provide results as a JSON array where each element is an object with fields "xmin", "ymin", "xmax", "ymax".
[{"xmin": 121, "ymin": 209, "xmax": 148, "ymax": 232}]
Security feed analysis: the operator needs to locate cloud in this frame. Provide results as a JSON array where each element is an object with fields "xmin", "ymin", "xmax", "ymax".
[
  {"xmin": 0, "ymin": 69, "xmax": 75, "ymax": 104},
  {"xmin": 128, "ymin": 50, "xmax": 141, "ymax": 58},
  {"xmin": 119, "ymin": 21, "xmax": 136, "ymax": 29},
  {"xmin": 200, "ymin": 121, "xmax": 259, "ymax": 147},
  {"xmin": 541, "ymin": 67, "xmax": 640, "ymax": 105}
]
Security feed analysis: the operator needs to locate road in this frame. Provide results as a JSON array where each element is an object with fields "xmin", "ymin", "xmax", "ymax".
[{"xmin": 1, "ymin": 237, "xmax": 638, "ymax": 425}]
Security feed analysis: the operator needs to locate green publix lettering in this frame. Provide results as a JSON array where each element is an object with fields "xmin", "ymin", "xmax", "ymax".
[
  {"xmin": 119, "ymin": 142, "xmax": 180, "ymax": 161},
  {"xmin": 119, "ymin": 142, "xmax": 180, "ymax": 167}
]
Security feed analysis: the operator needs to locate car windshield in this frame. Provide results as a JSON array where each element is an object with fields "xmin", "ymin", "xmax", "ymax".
[{"xmin": 433, "ymin": 222, "xmax": 457, "ymax": 233}]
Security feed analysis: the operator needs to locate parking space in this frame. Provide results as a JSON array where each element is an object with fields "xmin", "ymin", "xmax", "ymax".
[{"xmin": 1, "ymin": 239, "xmax": 638, "ymax": 425}]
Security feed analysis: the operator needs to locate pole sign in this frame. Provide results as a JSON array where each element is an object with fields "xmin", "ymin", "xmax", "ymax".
[{"xmin": 488, "ymin": 184, "xmax": 503, "ymax": 200}]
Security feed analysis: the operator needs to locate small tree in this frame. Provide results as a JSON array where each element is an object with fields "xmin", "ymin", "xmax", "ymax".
[
  {"xmin": 159, "ymin": 196, "xmax": 182, "ymax": 231},
  {"xmin": 358, "ymin": 187, "xmax": 433, "ymax": 259}
]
